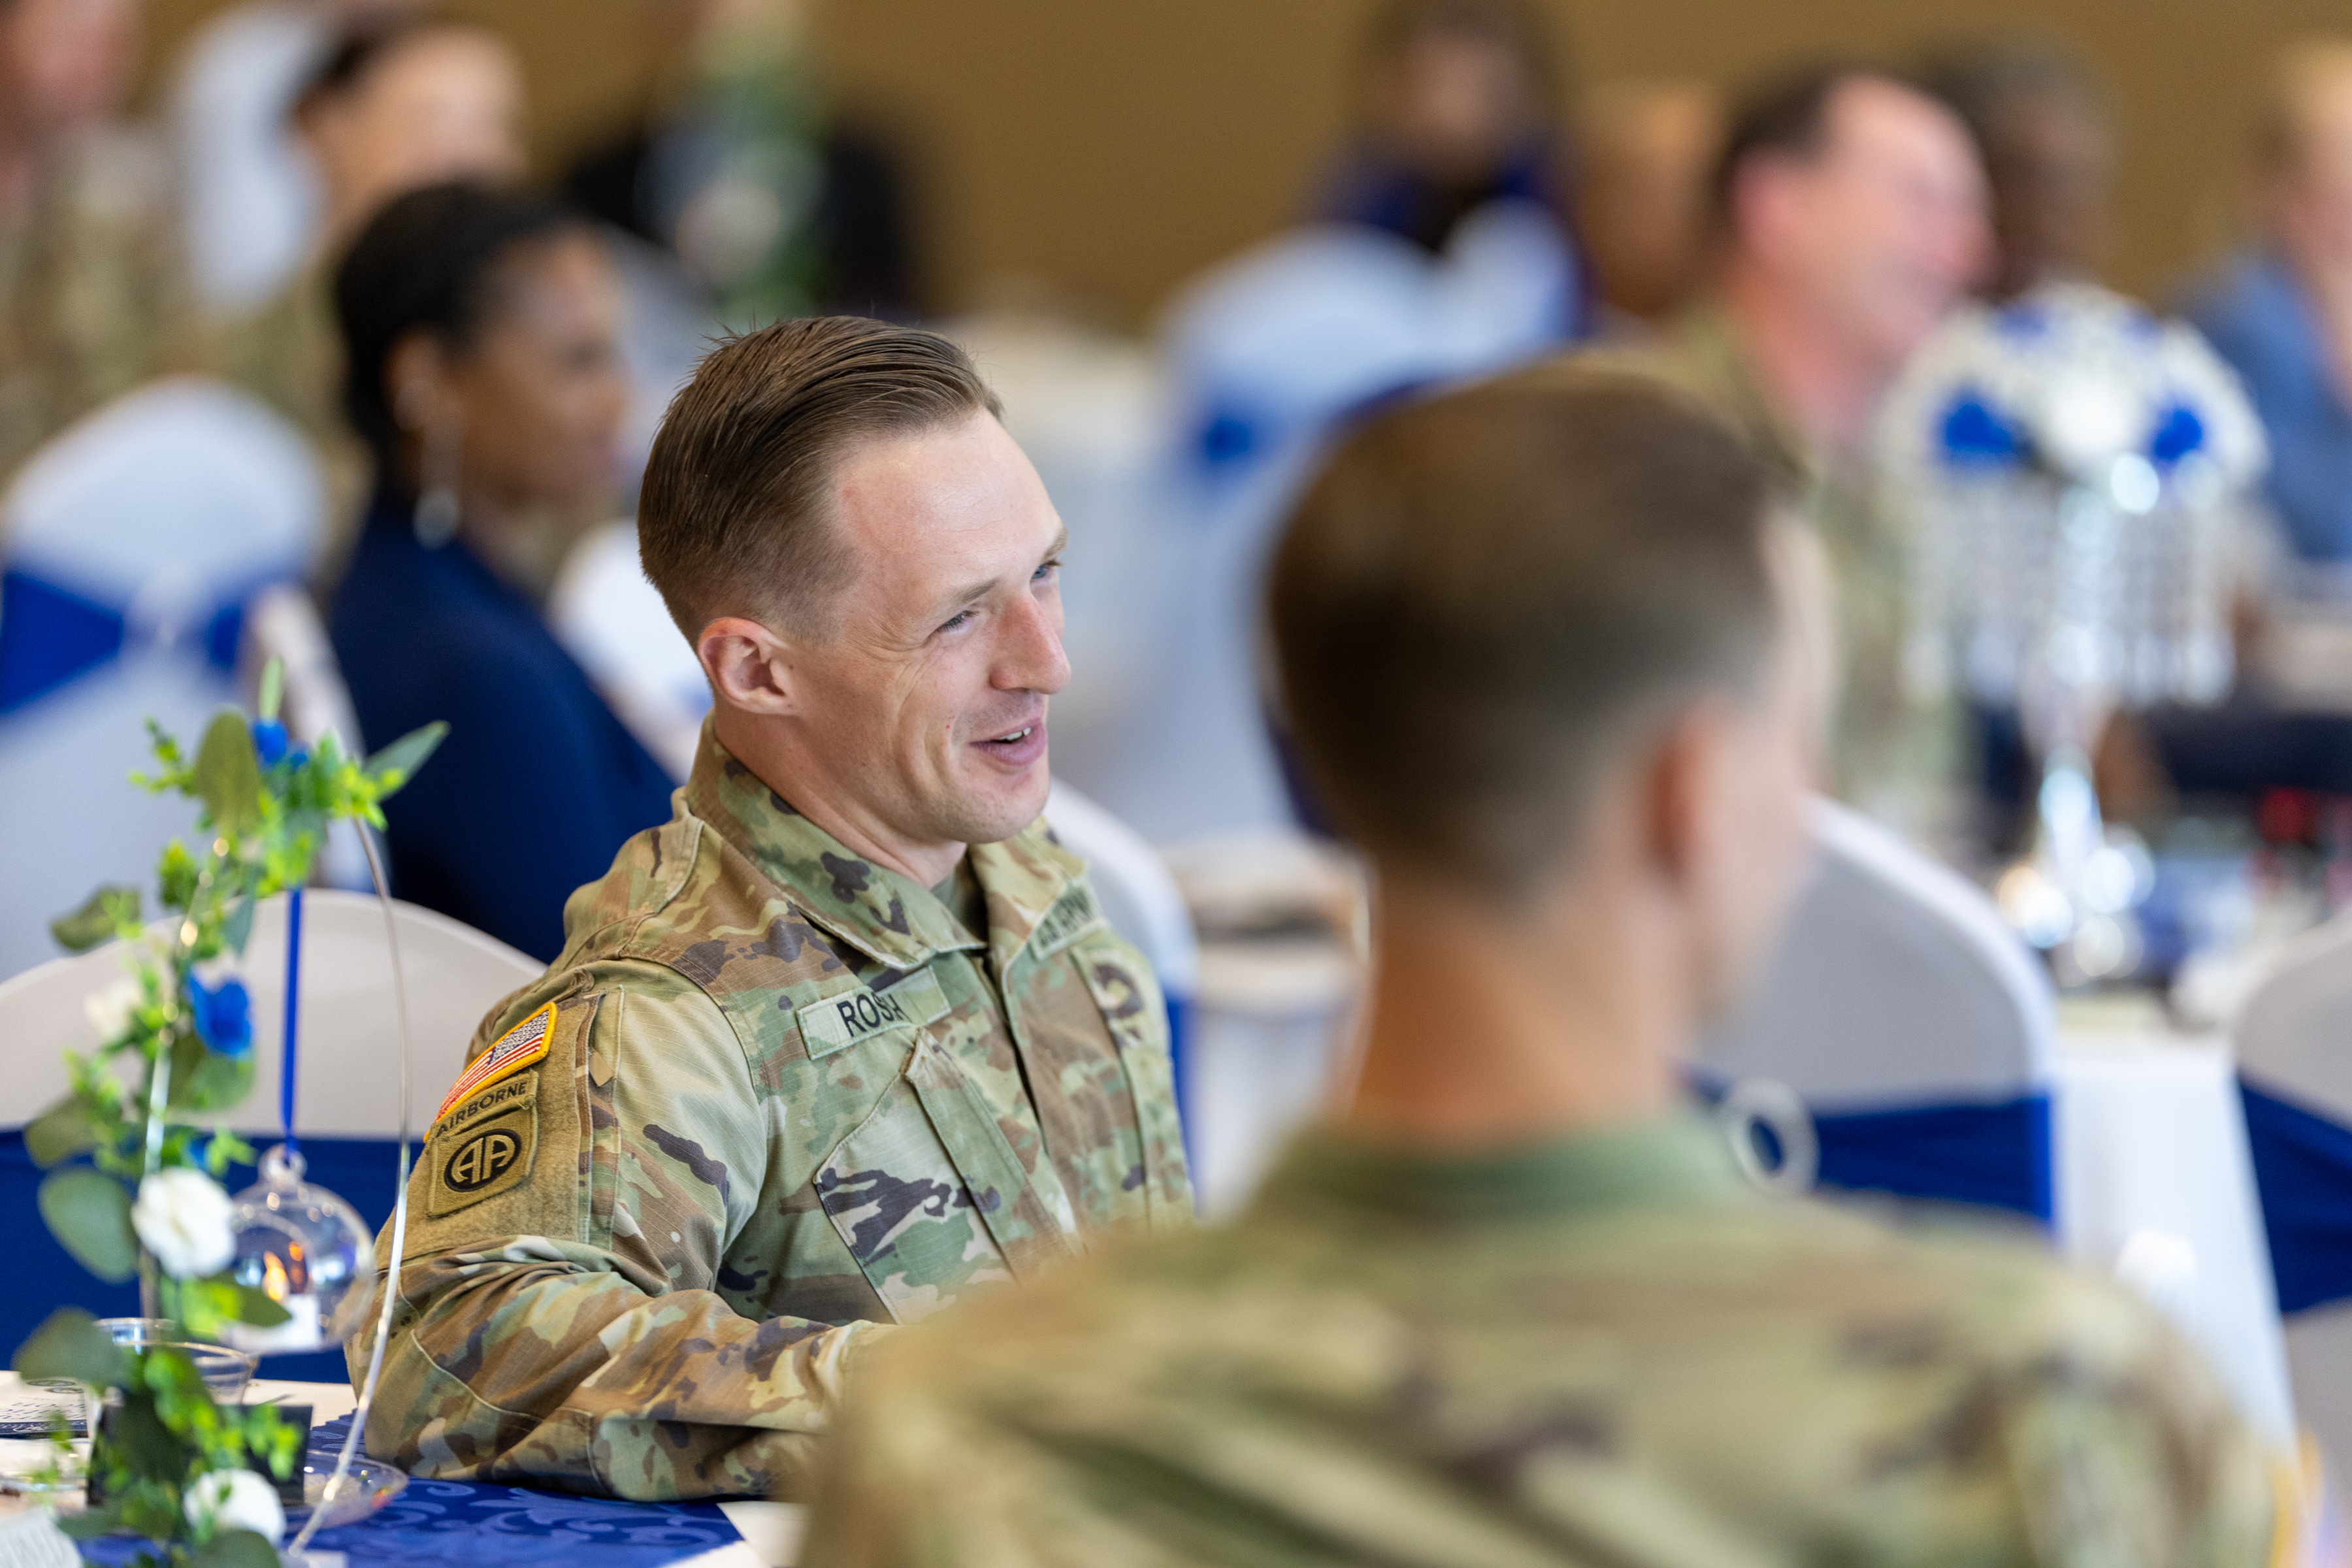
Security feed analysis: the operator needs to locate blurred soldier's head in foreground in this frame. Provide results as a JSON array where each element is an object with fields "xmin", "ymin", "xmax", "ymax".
[{"xmin": 1271, "ymin": 368, "xmax": 1827, "ymax": 1026}]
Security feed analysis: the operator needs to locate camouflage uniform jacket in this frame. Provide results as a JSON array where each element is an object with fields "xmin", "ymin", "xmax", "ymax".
[
  {"xmin": 350, "ymin": 725, "xmax": 1194, "ymax": 1500},
  {"xmin": 0, "ymin": 128, "xmax": 195, "ymax": 486},
  {"xmin": 808, "ymin": 1113, "xmax": 2278, "ymax": 1567}
]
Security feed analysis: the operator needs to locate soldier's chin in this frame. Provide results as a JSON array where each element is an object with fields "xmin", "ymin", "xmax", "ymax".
[{"xmin": 944, "ymin": 759, "xmax": 1053, "ymax": 845}]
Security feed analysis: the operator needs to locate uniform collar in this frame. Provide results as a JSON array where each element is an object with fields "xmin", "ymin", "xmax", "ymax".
[
  {"xmin": 685, "ymin": 721, "xmax": 1086, "ymax": 972},
  {"xmin": 1258, "ymin": 1109, "xmax": 1746, "ymax": 1226},
  {"xmin": 1665, "ymin": 298, "xmax": 1832, "ymax": 506}
]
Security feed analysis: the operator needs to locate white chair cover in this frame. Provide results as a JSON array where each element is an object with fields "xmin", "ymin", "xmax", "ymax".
[
  {"xmin": 1699, "ymin": 796, "xmax": 2056, "ymax": 1104},
  {"xmin": 0, "ymin": 378, "xmax": 323, "ymax": 981},
  {"xmin": 0, "ymin": 890, "xmax": 540, "ymax": 1139},
  {"xmin": 2235, "ymin": 915, "xmax": 2352, "ymax": 1466}
]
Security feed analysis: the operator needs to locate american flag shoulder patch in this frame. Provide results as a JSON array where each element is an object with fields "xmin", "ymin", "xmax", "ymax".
[{"xmin": 435, "ymin": 1002, "xmax": 557, "ymax": 1125}]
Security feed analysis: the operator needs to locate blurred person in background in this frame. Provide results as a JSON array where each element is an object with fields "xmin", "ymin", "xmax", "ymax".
[
  {"xmin": 1574, "ymin": 78, "xmax": 1723, "ymax": 331},
  {"xmin": 1921, "ymin": 39, "xmax": 2113, "ymax": 302},
  {"xmin": 1139, "ymin": 0, "xmax": 1583, "ymax": 841},
  {"xmin": 2077, "ymin": 42, "xmax": 2352, "ymax": 819},
  {"xmin": 1315, "ymin": 0, "xmax": 1575, "ymax": 270},
  {"xmin": 2185, "ymin": 40, "xmax": 2352, "ymax": 573},
  {"xmin": 1595, "ymin": 61, "xmax": 1988, "ymax": 834},
  {"xmin": 216, "ymin": 16, "xmax": 526, "ymax": 547},
  {"xmin": 328, "ymin": 182, "xmax": 673, "ymax": 960},
  {"xmin": 165, "ymin": 0, "xmax": 421, "ymax": 318},
  {"xmin": 563, "ymin": 0, "xmax": 919, "ymax": 325},
  {"xmin": 1912, "ymin": 42, "xmax": 2119, "ymax": 836},
  {"xmin": 0, "ymin": 0, "xmax": 195, "ymax": 485}
]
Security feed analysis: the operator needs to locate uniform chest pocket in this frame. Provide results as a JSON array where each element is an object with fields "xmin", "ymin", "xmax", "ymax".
[{"xmin": 811, "ymin": 1058, "xmax": 1019, "ymax": 1325}]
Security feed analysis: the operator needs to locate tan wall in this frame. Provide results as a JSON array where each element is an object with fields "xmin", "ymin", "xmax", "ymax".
[{"xmin": 140, "ymin": 0, "xmax": 2352, "ymax": 327}]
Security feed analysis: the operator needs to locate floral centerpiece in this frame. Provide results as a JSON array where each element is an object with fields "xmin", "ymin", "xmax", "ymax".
[
  {"xmin": 13, "ymin": 662, "xmax": 440, "ymax": 1565},
  {"xmin": 1878, "ymin": 282, "xmax": 2268, "ymax": 973}
]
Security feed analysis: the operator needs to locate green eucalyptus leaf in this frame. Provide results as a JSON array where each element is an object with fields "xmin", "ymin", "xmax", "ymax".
[
  {"xmin": 365, "ymin": 721, "xmax": 448, "ymax": 796},
  {"xmin": 37, "ymin": 1168, "xmax": 138, "ymax": 1282},
  {"xmin": 24, "ymin": 1096, "xmax": 98, "ymax": 1167},
  {"xmin": 171, "ymin": 1038, "xmax": 253, "ymax": 1113},
  {"xmin": 159, "ymin": 840, "xmax": 199, "ymax": 911},
  {"xmin": 24, "ymin": 1097, "xmax": 98, "ymax": 1168},
  {"xmin": 12, "ymin": 1307, "xmax": 127, "ymax": 1388},
  {"xmin": 196, "ymin": 1528, "xmax": 283, "ymax": 1568},
  {"xmin": 193, "ymin": 711, "xmax": 264, "ymax": 838},
  {"xmin": 48, "ymin": 885, "xmax": 139, "ymax": 953},
  {"xmin": 220, "ymin": 894, "xmax": 256, "ymax": 958},
  {"xmin": 230, "ymin": 1282, "xmax": 290, "ymax": 1329}
]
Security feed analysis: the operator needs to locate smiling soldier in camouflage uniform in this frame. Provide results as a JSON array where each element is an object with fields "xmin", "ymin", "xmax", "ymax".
[{"xmin": 348, "ymin": 318, "xmax": 1191, "ymax": 1501}]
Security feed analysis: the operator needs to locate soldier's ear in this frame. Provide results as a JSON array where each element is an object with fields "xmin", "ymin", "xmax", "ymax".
[{"xmin": 699, "ymin": 616, "xmax": 800, "ymax": 717}]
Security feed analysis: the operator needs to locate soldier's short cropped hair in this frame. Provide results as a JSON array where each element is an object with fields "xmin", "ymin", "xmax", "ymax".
[
  {"xmin": 638, "ymin": 317, "xmax": 1002, "ymax": 640},
  {"xmin": 1268, "ymin": 369, "xmax": 1776, "ymax": 899}
]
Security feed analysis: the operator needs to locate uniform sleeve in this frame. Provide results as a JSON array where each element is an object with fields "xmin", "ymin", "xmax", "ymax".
[
  {"xmin": 1999, "ymin": 1287, "xmax": 2278, "ymax": 1568},
  {"xmin": 802, "ymin": 1315, "xmax": 1110, "ymax": 1568},
  {"xmin": 351, "ymin": 960, "xmax": 892, "ymax": 1501}
]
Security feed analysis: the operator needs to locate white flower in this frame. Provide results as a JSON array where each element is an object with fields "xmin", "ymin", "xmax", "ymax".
[
  {"xmin": 84, "ymin": 979, "xmax": 141, "ymax": 1043},
  {"xmin": 184, "ymin": 1465, "xmax": 285, "ymax": 1544},
  {"xmin": 131, "ymin": 1168, "xmax": 236, "ymax": 1280}
]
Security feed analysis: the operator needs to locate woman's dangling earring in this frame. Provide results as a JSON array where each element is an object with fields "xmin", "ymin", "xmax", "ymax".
[{"xmin": 414, "ymin": 409, "xmax": 463, "ymax": 549}]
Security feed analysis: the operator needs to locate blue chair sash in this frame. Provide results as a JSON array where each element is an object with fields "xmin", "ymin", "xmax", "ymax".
[
  {"xmin": 0, "ymin": 566, "xmax": 252, "ymax": 716},
  {"xmin": 1691, "ymin": 1073, "xmax": 2053, "ymax": 1223},
  {"xmin": 2238, "ymin": 1077, "xmax": 2352, "ymax": 1315}
]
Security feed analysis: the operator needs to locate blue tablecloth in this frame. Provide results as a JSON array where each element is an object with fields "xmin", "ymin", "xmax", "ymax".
[{"xmin": 84, "ymin": 1416, "xmax": 746, "ymax": 1567}]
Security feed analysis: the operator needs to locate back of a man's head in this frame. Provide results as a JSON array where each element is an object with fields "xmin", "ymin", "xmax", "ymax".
[
  {"xmin": 638, "ymin": 316, "xmax": 1002, "ymax": 643},
  {"xmin": 1269, "ymin": 370, "xmax": 1778, "ymax": 904}
]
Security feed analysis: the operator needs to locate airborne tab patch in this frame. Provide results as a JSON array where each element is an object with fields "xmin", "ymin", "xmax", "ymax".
[
  {"xmin": 1029, "ymin": 883, "xmax": 1104, "ymax": 958},
  {"xmin": 798, "ymin": 970, "xmax": 947, "ymax": 1059},
  {"xmin": 434, "ymin": 1002, "xmax": 555, "ymax": 1125}
]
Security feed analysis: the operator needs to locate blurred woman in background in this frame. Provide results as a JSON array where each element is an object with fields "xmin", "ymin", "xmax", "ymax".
[
  {"xmin": 216, "ymin": 16, "xmax": 525, "ymax": 548},
  {"xmin": 329, "ymin": 181, "xmax": 674, "ymax": 960}
]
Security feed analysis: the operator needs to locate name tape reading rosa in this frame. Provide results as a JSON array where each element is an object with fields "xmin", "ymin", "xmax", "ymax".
[{"xmin": 798, "ymin": 970, "xmax": 951, "ymax": 1058}]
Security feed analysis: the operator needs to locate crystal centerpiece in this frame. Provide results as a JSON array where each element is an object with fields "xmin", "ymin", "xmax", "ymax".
[{"xmin": 1880, "ymin": 282, "xmax": 2269, "ymax": 977}]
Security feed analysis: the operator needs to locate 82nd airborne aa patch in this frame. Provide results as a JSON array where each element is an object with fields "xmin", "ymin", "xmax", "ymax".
[{"xmin": 427, "ymin": 1081, "xmax": 537, "ymax": 1216}]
